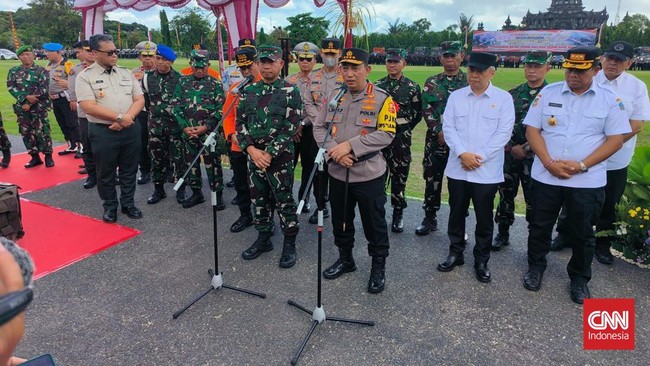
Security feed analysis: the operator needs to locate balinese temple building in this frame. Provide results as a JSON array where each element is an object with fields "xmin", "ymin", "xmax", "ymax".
[{"xmin": 521, "ymin": 0, "xmax": 608, "ymax": 29}]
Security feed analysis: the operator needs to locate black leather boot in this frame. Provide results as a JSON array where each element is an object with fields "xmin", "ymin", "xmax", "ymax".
[
  {"xmin": 147, "ymin": 183, "xmax": 167, "ymax": 204},
  {"xmin": 44, "ymin": 154, "xmax": 54, "ymax": 168},
  {"xmin": 242, "ymin": 231, "xmax": 274, "ymax": 260},
  {"xmin": 24, "ymin": 153, "xmax": 43, "ymax": 168},
  {"xmin": 368, "ymin": 257, "xmax": 386, "ymax": 293},
  {"xmin": 491, "ymin": 224, "xmax": 510, "ymax": 251},
  {"xmin": 182, "ymin": 188, "xmax": 205, "ymax": 208},
  {"xmin": 415, "ymin": 212, "xmax": 437, "ymax": 235},
  {"xmin": 0, "ymin": 149, "xmax": 10, "ymax": 168},
  {"xmin": 230, "ymin": 211, "xmax": 253, "ymax": 233},
  {"xmin": 176, "ymin": 183, "xmax": 186, "ymax": 204},
  {"xmin": 323, "ymin": 248, "xmax": 356, "ymax": 279},
  {"xmin": 279, "ymin": 235, "xmax": 297, "ymax": 268},
  {"xmin": 391, "ymin": 208, "xmax": 404, "ymax": 233}
]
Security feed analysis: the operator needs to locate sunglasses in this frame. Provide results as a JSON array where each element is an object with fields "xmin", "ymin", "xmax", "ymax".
[
  {"xmin": 298, "ymin": 57, "xmax": 313, "ymax": 62},
  {"xmin": 96, "ymin": 49, "xmax": 118, "ymax": 57}
]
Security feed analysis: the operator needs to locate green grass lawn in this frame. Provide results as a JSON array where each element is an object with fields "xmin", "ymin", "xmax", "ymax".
[{"xmin": 2, "ymin": 59, "xmax": 650, "ymax": 210}]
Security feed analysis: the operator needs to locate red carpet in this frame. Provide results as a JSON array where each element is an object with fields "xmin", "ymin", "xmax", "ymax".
[
  {"xmin": 18, "ymin": 199, "xmax": 140, "ymax": 280},
  {"xmin": 1, "ymin": 145, "xmax": 85, "ymax": 193}
]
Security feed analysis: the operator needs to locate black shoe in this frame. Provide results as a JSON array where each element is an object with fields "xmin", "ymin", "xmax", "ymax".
[
  {"xmin": 176, "ymin": 186, "xmax": 186, "ymax": 204},
  {"xmin": 0, "ymin": 149, "xmax": 10, "ymax": 168},
  {"xmin": 491, "ymin": 231, "xmax": 510, "ymax": 251},
  {"xmin": 74, "ymin": 150, "xmax": 82, "ymax": 159},
  {"xmin": 437, "ymin": 254, "xmax": 465, "ymax": 272},
  {"xmin": 595, "ymin": 248, "xmax": 614, "ymax": 265},
  {"xmin": 78, "ymin": 168, "xmax": 87, "ymax": 175},
  {"xmin": 309, "ymin": 208, "xmax": 329, "ymax": 224},
  {"xmin": 83, "ymin": 175, "xmax": 97, "ymax": 189},
  {"xmin": 570, "ymin": 281, "xmax": 591, "ymax": 304},
  {"xmin": 475, "ymin": 263, "xmax": 491, "ymax": 283},
  {"xmin": 79, "ymin": 164, "xmax": 86, "ymax": 168},
  {"xmin": 391, "ymin": 208, "xmax": 404, "ymax": 233},
  {"xmin": 44, "ymin": 154, "xmax": 54, "ymax": 167},
  {"xmin": 137, "ymin": 173, "xmax": 151, "ymax": 185},
  {"xmin": 323, "ymin": 258, "xmax": 357, "ymax": 279},
  {"xmin": 231, "ymin": 196, "xmax": 241, "ymax": 205},
  {"xmin": 215, "ymin": 194, "xmax": 225, "ymax": 211},
  {"xmin": 301, "ymin": 203, "xmax": 311, "ymax": 213},
  {"xmin": 415, "ymin": 215, "xmax": 437, "ymax": 236},
  {"xmin": 523, "ymin": 270, "xmax": 543, "ymax": 291},
  {"xmin": 147, "ymin": 188, "xmax": 167, "ymax": 204},
  {"xmin": 279, "ymin": 236, "xmax": 297, "ymax": 268},
  {"xmin": 230, "ymin": 215, "xmax": 253, "ymax": 233},
  {"xmin": 121, "ymin": 206, "xmax": 143, "ymax": 219},
  {"xmin": 182, "ymin": 190, "xmax": 205, "ymax": 208},
  {"xmin": 102, "ymin": 209, "xmax": 117, "ymax": 223},
  {"xmin": 550, "ymin": 234, "xmax": 566, "ymax": 251},
  {"xmin": 368, "ymin": 257, "xmax": 386, "ymax": 293},
  {"xmin": 24, "ymin": 155, "xmax": 43, "ymax": 168},
  {"xmin": 226, "ymin": 179, "xmax": 235, "ymax": 188},
  {"xmin": 241, "ymin": 233, "xmax": 273, "ymax": 260},
  {"xmin": 57, "ymin": 143, "xmax": 77, "ymax": 155}
]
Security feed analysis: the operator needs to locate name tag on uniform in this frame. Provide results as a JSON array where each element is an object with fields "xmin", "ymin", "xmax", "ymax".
[{"xmin": 548, "ymin": 102, "xmax": 563, "ymax": 108}]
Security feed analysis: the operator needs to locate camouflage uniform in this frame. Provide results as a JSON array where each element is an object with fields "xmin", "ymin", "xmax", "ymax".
[
  {"xmin": 0, "ymin": 111, "xmax": 10, "ymax": 151},
  {"xmin": 421, "ymin": 71, "xmax": 468, "ymax": 216},
  {"xmin": 145, "ymin": 68, "xmax": 184, "ymax": 185},
  {"xmin": 494, "ymin": 81, "xmax": 546, "ymax": 228},
  {"xmin": 172, "ymin": 73, "xmax": 225, "ymax": 192},
  {"xmin": 375, "ymin": 74, "xmax": 422, "ymax": 209},
  {"xmin": 236, "ymin": 78, "xmax": 301, "ymax": 236},
  {"xmin": 7, "ymin": 63, "xmax": 54, "ymax": 155}
]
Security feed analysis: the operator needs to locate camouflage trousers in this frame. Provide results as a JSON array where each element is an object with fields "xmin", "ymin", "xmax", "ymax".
[
  {"xmin": 382, "ymin": 128, "xmax": 412, "ymax": 209},
  {"xmin": 0, "ymin": 112, "xmax": 11, "ymax": 150},
  {"xmin": 148, "ymin": 120, "xmax": 185, "ymax": 184},
  {"xmin": 422, "ymin": 129, "xmax": 449, "ymax": 214},
  {"xmin": 248, "ymin": 154, "xmax": 299, "ymax": 236},
  {"xmin": 184, "ymin": 136, "xmax": 223, "ymax": 192},
  {"xmin": 494, "ymin": 155, "xmax": 533, "ymax": 227},
  {"xmin": 13, "ymin": 106, "xmax": 53, "ymax": 155}
]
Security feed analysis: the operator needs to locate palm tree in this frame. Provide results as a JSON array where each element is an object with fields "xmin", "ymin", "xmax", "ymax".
[{"xmin": 323, "ymin": 0, "xmax": 375, "ymax": 49}]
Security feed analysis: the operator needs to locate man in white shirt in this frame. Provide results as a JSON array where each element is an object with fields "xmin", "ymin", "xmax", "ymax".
[
  {"xmin": 437, "ymin": 52, "xmax": 515, "ymax": 283},
  {"xmin": 522, "ymin": 46, "xmax": 630, "ymax": 304}
]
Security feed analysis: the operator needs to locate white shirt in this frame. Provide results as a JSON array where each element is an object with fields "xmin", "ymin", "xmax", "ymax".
[
  {"xmin": 443, "ymin": 83, "xmax": 515, "ymax": 184},
  {"xmin": 595, "ymin": 70, "xmax": 650, "ymax": 170},
  {"xmin": 222, "ymin": 64, "xmax": 244, "ymax": 91},
  {"xmin": 523, "ymin": 81, "xmax": 631, "ymax": 188}
]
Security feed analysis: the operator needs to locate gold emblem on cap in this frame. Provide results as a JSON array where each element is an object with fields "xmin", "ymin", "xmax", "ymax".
[
  {"xmin": 328, "ymin": 41, "xmax": 334, "ymax": 49},
  {"xmin": 569, "ymin": 53, "xmax": 586, "ymax": 61},
  {"xmin": 244, "ymin": 39, "xmax": 251, "ymax": 45},
  {"xmin": 237, "ymin": 54, "xmax": 246, "ymax": 61},
  {"xmin": 144, "ymin": 42, "xmax": 151, "ymax": 50},
  {"xmin": 303, "ymin": 43, "xmax": 310, "ymax": 51},
  {"xmin": 345, "ymin": 50, "xmax": 354, "ymax": 59}
]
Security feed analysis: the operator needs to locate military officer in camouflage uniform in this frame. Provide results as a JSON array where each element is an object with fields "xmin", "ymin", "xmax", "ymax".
[
  {"xmin": 44, "ymin": 42, "xmax": 80, "ymax": 157},
  {"xmin": 7, "ymin": 45, "xmax": 54, "ymax": 168},
  {"xmin": 418, "ymin": 41, "xmax": 468, "ymax": 235},
  {"xmin": 375, "ymin": 49, "xmax": 422, "ymax": 233},
  {"xmin": 492, "ymin": 50, "xmax": 552, "ymax": 251},
  {"xmin": 132, "ymin": 41, "xmax": 157, "ymax": 185},
  {"xmin": 144, "ymin": 45, "xmax": 184, "ymax": 205},
  {"xmin": 285, "ymin": 41, "xmax": 319, "ymax": 213},
  {"xmin": 314, "ymin": 48, "xmax": 396, "ymax": 293},
  {"xmin": 0, "ymin": 111, "xmax": 10, "ymax": 168},
  {"xmin": 302, "ymin": 37, "xmax": 345, "ymax": 224},
  {"xmin": 236, "ymin": 45, "xmax": 301, "ymax": 269},
  {"xmin": 172, "ymin": 50, "xmax": 226, "ymax": 209}
]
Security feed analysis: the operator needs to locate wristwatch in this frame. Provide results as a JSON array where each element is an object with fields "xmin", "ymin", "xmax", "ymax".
[
  {"xmin": 116, "ymin": 113, "xmax": 123, "ymax": 122},
  {"xmin": 523, "ymin": 143, "xmax": 533, "ymax": 153},
  {"xmin": 579, "ymin": 161, "xmax": 589, "ymax": 173}
]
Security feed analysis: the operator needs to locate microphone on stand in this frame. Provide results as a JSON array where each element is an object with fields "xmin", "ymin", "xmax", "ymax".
[
  {"xmin": 327, "ymin": 84, "xmax": 348, "ymax": 109},
  {"xmin": 232, "ymin": 75, "xmax": 253, "ymax": 95}
]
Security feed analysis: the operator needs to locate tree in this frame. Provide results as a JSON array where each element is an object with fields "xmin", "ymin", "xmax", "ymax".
[
  {"xmin": 170, "ymin": 8, "xmax": 213, "ymax": 55},
  {"xmin": 409, "ymin": 18, "xmax": 431, "ymax": 34},
  {"xmin": 19, "ymin": 0, "xmax": 82, "ymax": 47},
  {"xmin": 458, "ymin": 13, "xmax": 474, "ymax": 33},
  {"xmin": 284, "ymin": 12, "xmax": 329, "ymax": 47},
  {"xmin": 160, "ymin": 9, "xmax": 172, "ymax": 46},
  {"xmin": 267, "ymin": 26, "xmax": 289, "ymax": 46},
  {"xmin": 257, "ymin": 27, "xmax": 269, "ymax": 45}
]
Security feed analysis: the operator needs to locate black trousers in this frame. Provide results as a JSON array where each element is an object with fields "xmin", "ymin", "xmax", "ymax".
[
  {"xmin": 52, "ymin": 98, "xmax": 80, "ymax": 143},
  {"xmin": 89, "ymin": 123, "xmax": 142, "ymax": 211},
  {"xmin": 231, "ymin": 151, "xmax": 251, "ymax": 215},
  {"xmin": 597, "ymin": 167, "xmax": 628, "ymax": 249},
  {"xmin": 329, "ymin": 175, "xmax": 389, "ymax": 258},
  {"xmin": 136, "ymin": 110, "xmax": 151, "ymax": 174},
  {"xmin": 527, "ymin": 180, "xmax": 604, "ymax": 284},
  {"xmin": 302, "ymin": 125, "xmax": 329, "ymax": 206},
  {"xmin": 447, "ymin": 178, "xmax": 498, "ymax": 264},
  {"xmin": 79, "ymin": 117, "xmax": 95, "ymax": 175}
]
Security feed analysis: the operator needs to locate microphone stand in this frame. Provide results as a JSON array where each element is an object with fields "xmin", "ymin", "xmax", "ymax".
[
  {"xmin": 289, "ymin": 93, "xmax": 374, "ymax": 365},
  {"xmin": 172, "ymin": 78, "xmax": 265, "ymax": 319}
]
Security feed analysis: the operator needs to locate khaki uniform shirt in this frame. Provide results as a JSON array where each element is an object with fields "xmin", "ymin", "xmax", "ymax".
[
  {"xmin": 313, "ymin": 83, "xmax": 397, "ymax": 183},
  {"xmin": 285, "ymin": 71, "xmax": 314, "ymax": 125},
  {"xmin": 46, "ymin": 58, "xmax": 73, "ymax": 96},
  {"xmin": 67, "ymin": 62, "xmax": 89, "ymax": 118},
  {"xmin": 303, "ymin": 68, "xmax": 344, "ymax": 126},
  {"xmin": 76, "ymin": 63, "xmax": 144, "ymax": 125}
]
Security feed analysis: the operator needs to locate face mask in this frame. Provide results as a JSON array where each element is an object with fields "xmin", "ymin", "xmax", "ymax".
[{"xmin": 324, "ymin": 57, "xmax": 337, "ymax": 68}]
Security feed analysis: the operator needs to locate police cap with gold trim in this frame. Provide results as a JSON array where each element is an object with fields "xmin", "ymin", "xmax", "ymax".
[
  {"xmin": 562, "ymin": 46, "xmax": 601, "ymax": 70},
  {"xmin": 294, "ymin": 42, "xmax": 319, "ymax": 58},
  {"xmin": 321, "ymin": 37, "xmax": 341, "ymax": 54},
  {"xmin": 238, "ymin": 38, "xmax": 256, "ymax": 49},
  {"xmin": 135, "ymin": 41, "xmax": 157, "ymax": 56},
  {"xmin": 236, "ymin": 48, "xmax": 257, "ymax": 67},
  {"xmin": 340, "ymin": 47, "xmax": 369, "ymax": 65}
]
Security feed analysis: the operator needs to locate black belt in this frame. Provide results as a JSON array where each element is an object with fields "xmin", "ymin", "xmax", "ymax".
[
  {"xmin": 91, "ymin": 123, "xmax": 111, "ymax": 128},
  {"xmin": 355, "ymin": 151, "xmax": 379, "ymax": 163}
]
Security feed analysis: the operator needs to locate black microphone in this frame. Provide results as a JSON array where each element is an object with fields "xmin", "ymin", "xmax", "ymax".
[
  {"xmin": 232, "ymin": 75, "xmax": 253, "ymax": 95},
  {"xmin": 328, "ymin": 84, "xmax": 348, "ymax": 109}
]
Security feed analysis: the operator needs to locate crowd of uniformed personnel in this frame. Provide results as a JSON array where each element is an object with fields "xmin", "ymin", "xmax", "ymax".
[{"xmin": 1, "ymin": 34, "xmax": 648, "ymax": 302}]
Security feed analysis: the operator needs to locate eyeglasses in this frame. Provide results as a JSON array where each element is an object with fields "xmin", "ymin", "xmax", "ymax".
[
  {"xmin": 298, "ymin": 57, "xmax": 313, "ymax": 62},
  {"xmin": 96, "ymin": 49, "xmax": 118, "ymax": 57}
]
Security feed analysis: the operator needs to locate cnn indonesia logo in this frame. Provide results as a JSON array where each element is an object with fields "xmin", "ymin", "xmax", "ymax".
[{"xmin": 583, "ymin": 298, "xmax": 635, "ymax": 350}]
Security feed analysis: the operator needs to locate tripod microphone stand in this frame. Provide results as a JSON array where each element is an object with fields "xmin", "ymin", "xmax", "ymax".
[
  {"xmin": 289, "ymin": 98, "xmax": 374, "ymax": 365},
  {"xmin": 172, "ymin": 81, "xmax": 266, "ymax": 319}
]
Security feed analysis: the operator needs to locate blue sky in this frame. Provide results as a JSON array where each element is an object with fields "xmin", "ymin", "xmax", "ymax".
[{"xmin": 4, "ymin": 0, "xmax": 648, "ymax": 35}]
